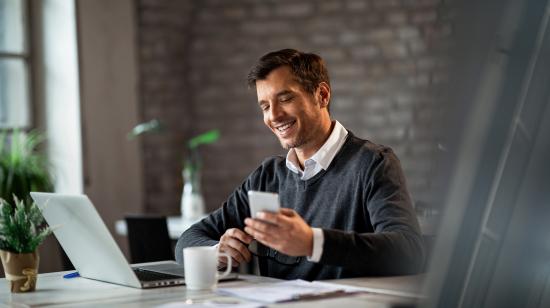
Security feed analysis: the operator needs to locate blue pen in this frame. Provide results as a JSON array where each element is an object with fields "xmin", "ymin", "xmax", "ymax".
[{"xmin": 63, "ymin": 272, "xmax": 80, "ymax": 279}]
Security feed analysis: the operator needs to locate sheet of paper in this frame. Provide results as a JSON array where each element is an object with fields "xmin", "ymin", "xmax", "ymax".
[
  {"xmin": 216, "ymin": 279, "xmax": 363, "ymax": 303},
  {"xmin": 156, "ymin": 299, "xmax": 264, "ymax": 308},
  {"xmin": 313, "ymin": 280, "xmax": 424, "ymax": 299}
]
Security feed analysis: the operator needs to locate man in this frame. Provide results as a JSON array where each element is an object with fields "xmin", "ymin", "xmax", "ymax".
[{"xmin": 175, "ymin": 49, "xmax": 425, "ymax": 280}]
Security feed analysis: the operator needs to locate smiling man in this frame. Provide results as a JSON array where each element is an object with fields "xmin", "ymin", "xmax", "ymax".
[{"xmin": 175, "ymin": 49, "xmax": 425, "ymax": 280}]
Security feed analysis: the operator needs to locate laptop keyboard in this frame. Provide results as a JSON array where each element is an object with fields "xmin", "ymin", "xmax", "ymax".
[{"xmin": 133, "ymin": 268, "xmax": 182, "ymax": 281}]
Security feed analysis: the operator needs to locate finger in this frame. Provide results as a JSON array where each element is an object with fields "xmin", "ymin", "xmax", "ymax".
[
  {"xmin": 225, "ymin": 237, "xmax": 252, "ymax": 262},
  {"xmin": 245, "ymin": 218, "xmax": 279, "ymax": 234},
  {"xmin": 218, "ymin": 256, "xmax": 228, "ymax": 265},
  {"xmin": 244, "ymin": 226, "xmax": 274, "ymax": 243},
  {"xmin": 247, "ymin": 229, "xmax": 279, "ymax": 251},
  {"xmin": 221, "ymin": 236, "xmax": 251, "ymax": 264},
  {"xmin": 221, "ymin": 245, "xmax": 245, "ymax": 266},
  {"xmin": 227, "ymin": 228, "xmax": 254, "ymax": 244},
  {"xmin": 279, "ymin": 208, "xmax": 296, "ymax": 217},
  {"xmin": 256, "ymin": 211, "xmax": 281, "ymax": 225}
]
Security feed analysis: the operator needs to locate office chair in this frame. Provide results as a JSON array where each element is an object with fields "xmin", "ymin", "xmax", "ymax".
[{"xmin": 124, "ymin": 215, "xmax": 174, "ymax": 263}]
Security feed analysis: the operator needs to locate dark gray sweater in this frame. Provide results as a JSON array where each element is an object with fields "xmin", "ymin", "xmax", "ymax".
[{"xmin": 175, "ymin": 133, "xmax": 425, "ymax": 280}]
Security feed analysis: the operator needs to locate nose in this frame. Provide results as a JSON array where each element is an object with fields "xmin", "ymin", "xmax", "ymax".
[{"xmin": 268, "ymin": 102, "xmax": 284, "ymax": 122}]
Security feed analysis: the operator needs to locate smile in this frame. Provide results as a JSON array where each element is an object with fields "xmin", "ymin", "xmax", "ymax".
[{"xmin": 274, "ymin": 121, "xmax": 296, "ymax": 135}]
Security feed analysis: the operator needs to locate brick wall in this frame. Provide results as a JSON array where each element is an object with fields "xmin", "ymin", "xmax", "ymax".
[{"xmin": 137, "ymin": 0, "xmax": 452, "ymax": 214}]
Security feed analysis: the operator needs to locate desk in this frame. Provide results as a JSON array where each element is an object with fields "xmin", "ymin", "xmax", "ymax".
[
  {"xmin": 115, "ymin": 216, "xmax": 205, "ymax": 240},
  {"xmin": 0, "ymin": 267, "xmax": 424, "ymax": 307}
]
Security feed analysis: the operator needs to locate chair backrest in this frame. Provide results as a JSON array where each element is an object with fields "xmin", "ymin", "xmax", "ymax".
[{"xmin": 124, "ymin": 215, "xmax": 173, "ymax": 263}]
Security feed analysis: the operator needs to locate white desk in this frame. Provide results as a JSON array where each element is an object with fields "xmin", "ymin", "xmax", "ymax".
[
  {"xmin": 115, "ymin": 216, "xmax": 206, "ymax": 240},
  {"xmin": 0, "ymin": 267, "xmax": 424, "ymax": 307}
]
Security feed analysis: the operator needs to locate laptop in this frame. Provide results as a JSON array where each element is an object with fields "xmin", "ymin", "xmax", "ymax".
[{"xmin": 30, "ymin": 192, "xmax": 237, "ymax": 288}]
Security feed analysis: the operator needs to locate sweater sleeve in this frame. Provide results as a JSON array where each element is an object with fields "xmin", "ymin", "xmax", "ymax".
[
  {"xmin": 319, "ymin": 148, "xmax": 426, "ymax": 275},
  {"xmin": 174, "ymin": 175, "xmax": 253, "ymax": 264}
]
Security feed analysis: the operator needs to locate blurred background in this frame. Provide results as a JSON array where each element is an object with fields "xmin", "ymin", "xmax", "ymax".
[
  {"xmin": 1, "ymin": 0, "xmax": 450, "ymax": 272},
  {"xmin": 2, "ymin": 0, "xmax": 550, "ymax": 306}
]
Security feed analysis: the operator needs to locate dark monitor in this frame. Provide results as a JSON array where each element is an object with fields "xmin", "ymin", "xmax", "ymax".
[{"xmin": 422, "ymin": 0, "xmax": 550, "ymax": 307}]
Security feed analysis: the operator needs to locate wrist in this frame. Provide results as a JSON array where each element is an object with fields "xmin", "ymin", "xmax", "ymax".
[{"xmin": 306, "ymin": 226, "xmax": 314, "ymax": 257}]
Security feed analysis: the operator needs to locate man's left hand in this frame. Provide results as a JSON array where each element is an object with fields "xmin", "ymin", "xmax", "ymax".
[{"xmin": 244, "ymin": 208, "xmax": 313, "ymax": 257}]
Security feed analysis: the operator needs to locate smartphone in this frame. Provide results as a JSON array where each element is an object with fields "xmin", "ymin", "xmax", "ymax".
[{"xmin": 247, "ymin": 190, "xmax": 280, "ymax": 218}]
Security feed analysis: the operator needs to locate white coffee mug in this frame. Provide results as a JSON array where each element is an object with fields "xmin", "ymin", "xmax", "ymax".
[{"xmin": 183, "ymin": 246, "xmax": 232, "ymax": 290}]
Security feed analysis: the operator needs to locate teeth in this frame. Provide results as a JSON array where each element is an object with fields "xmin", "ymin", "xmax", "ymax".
[{"xmin": 276, "ymin": 122, "xmax": 293, "ymax": 132}]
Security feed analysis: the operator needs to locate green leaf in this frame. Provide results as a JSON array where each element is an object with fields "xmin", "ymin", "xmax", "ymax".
[
  {"xmin": 0, "ymin": 197, "xmax": 53, "ymax": 253},
  {"xmin": 127, "ymin": 119, "xmax": 163, "ymax": 140},
  {"xmin": 0, "ymin": 130, "xmax": 53, "ymax": 204},
  {"xmin": 187, "ymin": 130, "xmax": 220, "ymax": 149}
]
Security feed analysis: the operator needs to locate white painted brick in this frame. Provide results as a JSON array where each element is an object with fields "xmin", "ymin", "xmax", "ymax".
[
  {"xmin": 387, "ymin": 12, "xmax": 408, "ymax": 25},
  {"xmin": 275, "ymin": 3, "xmax": 313, "ymax": 17},
  {"xmin": 346, "ymin": 0, "xmax": 369, "ymax": 11},
  {"xmin": 223, "ymin": 7, "xmax": 247, "ymax": 19},
  {"xmin": 417, "ymin": 57, "xmax": 437, "ymax": 69},
  {"xmin": 397, "ymin": 26, "xmax": 420, "ymax": 39},
  {"xmin": 412, "ymin": 11, "xmax": 438, "ymax": 23},
  {"xmin": 311, "ymin": 33, "xmax": 335, "ymax": 45},
  {"xmin": 389, "ymin": 60, "xmax": 416, "ymax": 74},
  {"xmin": 409, "ymin": 40, "xmax": 428, "ymax": 54},
  {"xmin": 408, "ymin": 74, "xmax": 430, "ymax": 87},
  {"xmin": 381, "ymin": 42, "xmax": 409, "ymax": 58},
  {"xmin": 241, "ymin": 21, "xmax": 294, "ymax": 34},
  {"xmin": 340, "ymin": 32, "xmax": 362, "ymax": 45},
  {"xmin": 331, "ymin": 64, "xmax": 366, "ymax": 78},
  {"xmin": 321, "ymin": 49, "xmax": 347, "ymax": 62},
  {"xmin": 351, "ymin": 45, "xmax": 381, "ymax": 59},
  {"xmin": 372, "ymin": 0, "xmax": 401, "ymax": 9},
  {"xmin": 364, "ymin": 28, "xmax": 395, "ymax": 41},
  {"xmin": 319, "ymin": 1, "xmax": 344, "ymax": 12},
  {"xmin": 252, "ymin": 5, "xmax": 270, "ymax": 17}
]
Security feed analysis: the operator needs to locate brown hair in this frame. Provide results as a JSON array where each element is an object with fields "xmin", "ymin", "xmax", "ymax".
[{"xmin": 247, "ymin": 49, "xmax": 330, "ymax": 95}]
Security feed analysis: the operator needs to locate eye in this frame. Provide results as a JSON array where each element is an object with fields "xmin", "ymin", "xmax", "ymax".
[
  {"xmin": 280, "ymin": 95, "xmax": 293, "ymax": 102},
  {"xmin": 260, "ymin": 103, "xmax": 269, "ymax": 112}
]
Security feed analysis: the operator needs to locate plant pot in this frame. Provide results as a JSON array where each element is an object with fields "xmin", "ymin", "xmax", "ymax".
[{"xmin": 0, "ymin": 250, "xmax": 39, "ymax": 293}]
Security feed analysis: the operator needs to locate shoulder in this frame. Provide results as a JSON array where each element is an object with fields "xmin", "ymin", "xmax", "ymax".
[
  {"xmin": 256, "ymin": 155, "xmax": 287, "ymax": 174},
  {"xmin": 344, "ymin": 132, "xmax": 398, "ymax": 165},
  {"xmin": 244, "ymin": 155, "xmax": 288, "ymax": 187}
]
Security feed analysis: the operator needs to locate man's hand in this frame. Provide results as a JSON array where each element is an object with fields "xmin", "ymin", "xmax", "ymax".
[
  {"xmin": 218, "ymin": 228, "xmax": 253, "ymax": 267},
  {"xmin": 244, "ymin": 208, "xmax": 313, "ymax": 257}
]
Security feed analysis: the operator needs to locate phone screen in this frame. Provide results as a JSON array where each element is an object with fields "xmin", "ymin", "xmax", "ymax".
[{"xmin": 247, "ymin": 190, "xmax": 280, "ymax": 218}]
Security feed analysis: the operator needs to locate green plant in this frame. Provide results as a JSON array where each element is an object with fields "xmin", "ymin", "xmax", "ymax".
[
  {"xmin": 127, "ymin": 119, "xmax": 220, "ymax": 170},
  {"xmin": 0, "ymin": 130, "xmax": 53, "ymax": 205},
  {"xmin": 184, "ymin": 129, "xmax": 220, "ymax": 173},
  {"xmin": 0, "ymin": 197, "xmax": 53, "ymax": 253}
]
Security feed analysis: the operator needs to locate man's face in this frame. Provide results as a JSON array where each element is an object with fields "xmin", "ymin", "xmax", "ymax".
[{"xmin": 256, "ymin": 66, "xmax": 329, "ymax": 152}]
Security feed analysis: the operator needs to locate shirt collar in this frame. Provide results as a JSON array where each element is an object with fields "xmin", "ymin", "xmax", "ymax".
[{"xmin": 285, "ymin": 120, "xmax": 348, "ymax": 173}]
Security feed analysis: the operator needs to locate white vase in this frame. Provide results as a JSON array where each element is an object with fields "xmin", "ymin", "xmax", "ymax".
[
  {"xmin": 181, "ymin": 187, "xmax": 205, "ymax": 220},
  {"xmin": 180, "ymin": 165, "xmax": 205, "ymax": 220}
]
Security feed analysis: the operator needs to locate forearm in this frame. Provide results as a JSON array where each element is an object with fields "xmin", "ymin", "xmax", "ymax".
[
  {"xmin": 319, "ymin": 228, "xmax": 425, "ymax": 275},
  {"xmin": 175, "ymin": 186, "xmax": 251, "ymax": 264},
  {"xmin": 175, "ymin": 221, "xmax": 221, "ymax": 264}
]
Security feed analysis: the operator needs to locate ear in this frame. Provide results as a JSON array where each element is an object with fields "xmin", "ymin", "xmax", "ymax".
[{"xmin": 317, "ymin": 82, "xmax": 331, "ymax": 108}]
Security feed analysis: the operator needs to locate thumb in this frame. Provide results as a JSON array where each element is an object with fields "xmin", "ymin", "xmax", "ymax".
[{"xmin": 279, "ymin": 208, "xmax": 296, "ymax": 217}]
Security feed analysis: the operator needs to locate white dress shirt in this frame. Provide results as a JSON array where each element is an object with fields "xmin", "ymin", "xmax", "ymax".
[{"xmin": 285, "ymin": 120, "xmax": 348, "ymax": 262}]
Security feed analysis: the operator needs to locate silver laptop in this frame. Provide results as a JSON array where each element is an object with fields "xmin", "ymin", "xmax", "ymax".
[{"xmin": 30, "ymin": 192, "xmax": 237, "ymax": 288}]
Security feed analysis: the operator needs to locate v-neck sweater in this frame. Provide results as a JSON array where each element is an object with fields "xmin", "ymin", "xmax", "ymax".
[{"xmin": 176, "ymin": 132, "xmax": 425, "ymax": 280}]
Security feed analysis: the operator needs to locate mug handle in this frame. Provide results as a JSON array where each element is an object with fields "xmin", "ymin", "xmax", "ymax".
[{"xmin": 216, "ymin": 252, "xmax": 232, "ymax": 280}]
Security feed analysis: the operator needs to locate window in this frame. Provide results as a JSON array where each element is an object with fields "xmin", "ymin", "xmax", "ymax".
[{"xmin": 0, "ymin": 0, "xmax": 31, "ymax": 129}]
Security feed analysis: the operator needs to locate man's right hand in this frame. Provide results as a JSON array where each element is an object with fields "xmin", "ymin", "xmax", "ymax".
[{"xmin": 218, "ymin": 228, "xmax": 253, "ymax": 267}]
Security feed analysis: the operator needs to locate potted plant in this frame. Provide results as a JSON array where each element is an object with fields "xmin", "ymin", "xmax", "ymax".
[
  {"xmin": 0, "ymin": 130, "xmax": 54, "ymax": 292},
  {"xmin": 180, "ymin": 129, "xmax": 220, "ymax": 220},
  {"xmin": 0, "ymin": 130, "xmax": 53, "ymax": 203},
  {"xmin": 128, "ymin": 120, "xmax": 220, "ymax": 219},
  {"xmin": 0, "ymin": 197, "xmax": 53, "ymax": 292}
]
